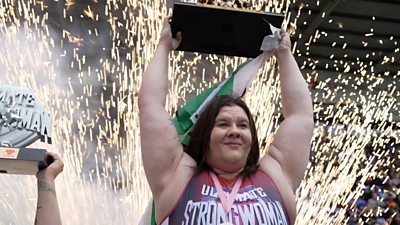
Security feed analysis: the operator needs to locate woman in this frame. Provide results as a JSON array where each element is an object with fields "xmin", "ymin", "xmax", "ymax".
[{"xmin": 138, "ymin": 18, "xmax": 314, "ymax": 225}]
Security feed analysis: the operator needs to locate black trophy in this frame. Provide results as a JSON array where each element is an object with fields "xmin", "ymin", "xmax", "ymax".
[
  {"xmin": 170, "ymin": 1, "xmax": 284, "ymax": 58},
  {"xmin": 0, "ymin": 85, "xmax": 52, "ymax": 175}
]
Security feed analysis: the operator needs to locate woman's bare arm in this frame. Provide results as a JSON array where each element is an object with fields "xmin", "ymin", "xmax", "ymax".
[
  {"xmin": 261, "ymin": 30, "xmax": 314, "ymax": 190},
  {"xmin": 138, "ymin": 18, "xmax": 184, "ymax": 197}
]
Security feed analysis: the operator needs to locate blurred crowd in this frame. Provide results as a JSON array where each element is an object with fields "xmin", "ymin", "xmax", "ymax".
[{"xmin": 346, "ymin": 142, "xmax": 400, "ymax": 225}]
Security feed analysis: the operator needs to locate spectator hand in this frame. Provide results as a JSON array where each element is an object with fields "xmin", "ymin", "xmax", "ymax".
[{"xmin": 36, "ymin": 152, "xmax": 64, "ymax": 181}]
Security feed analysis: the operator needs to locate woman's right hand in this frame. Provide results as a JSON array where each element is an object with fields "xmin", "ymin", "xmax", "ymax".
[{"xmin": 158, "ymin": 17, "xmax": 182, "ymax": 51}]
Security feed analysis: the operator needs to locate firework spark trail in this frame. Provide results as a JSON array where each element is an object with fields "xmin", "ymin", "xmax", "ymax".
[
  {"xmin": 0, "ymin": 0, "xmax": 138, "ymax": 224},
  {"xmin": 0, "ymin": 0, "xmax": 398, "ymax": 224},
  {"xmin": 294, "ymin": 71, "xmax": 398, "ymax": 223},
  {"xmin": 290, "ymin": 2, "xmax": 399, "ymax": 223}
]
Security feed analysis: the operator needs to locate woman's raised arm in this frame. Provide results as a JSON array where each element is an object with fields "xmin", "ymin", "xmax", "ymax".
[{"xmin": 138, "ymin": 18, "xmax": 184, "ymax": 197}]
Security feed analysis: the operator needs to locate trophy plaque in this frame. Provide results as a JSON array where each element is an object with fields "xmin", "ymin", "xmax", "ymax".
[
  {"xmin": 171, "ymin": 2, "xmax": 285, "ymax": 58},
  {"xmin": 0, "ymin": 85, "xmax": 52, "ymax": 175}
]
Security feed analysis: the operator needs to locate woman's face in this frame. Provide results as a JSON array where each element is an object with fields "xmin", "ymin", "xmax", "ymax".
[{"xmin": 207, "ymin": 105, "xmax": 252, "ymax": 173}]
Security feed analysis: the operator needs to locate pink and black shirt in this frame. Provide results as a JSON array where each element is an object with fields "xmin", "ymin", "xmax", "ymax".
[{"xmin": 160, "ymin": 169, "xmax": 290, "ymax": 225}]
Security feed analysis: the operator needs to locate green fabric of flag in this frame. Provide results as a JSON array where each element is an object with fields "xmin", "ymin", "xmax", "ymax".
[{"xmin": 151, "ymin": 201, "xmax": 156, "ymax": 225}]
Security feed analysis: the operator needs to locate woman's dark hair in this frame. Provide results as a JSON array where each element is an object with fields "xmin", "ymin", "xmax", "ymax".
[{"xmin": 186, "ymin": 95, "xmax": 260, "ymax": 177}]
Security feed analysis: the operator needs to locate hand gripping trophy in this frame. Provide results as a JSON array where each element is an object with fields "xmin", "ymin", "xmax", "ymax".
[{"xmin": 0, "ymin": 85, "xmax": 52, "ymax": 175}]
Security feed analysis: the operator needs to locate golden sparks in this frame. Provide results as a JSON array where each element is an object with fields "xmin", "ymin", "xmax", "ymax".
[
  {"xmin": 83, "ymin": 6, "xmax": 95, "ymax": 20},
  {"xmin": 65, "ymin": 0, "xmax": 75, "ymax": 10},
  {"xmin": 0, "ymin": 0, "xmax": 398, "ymax": 225}
]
